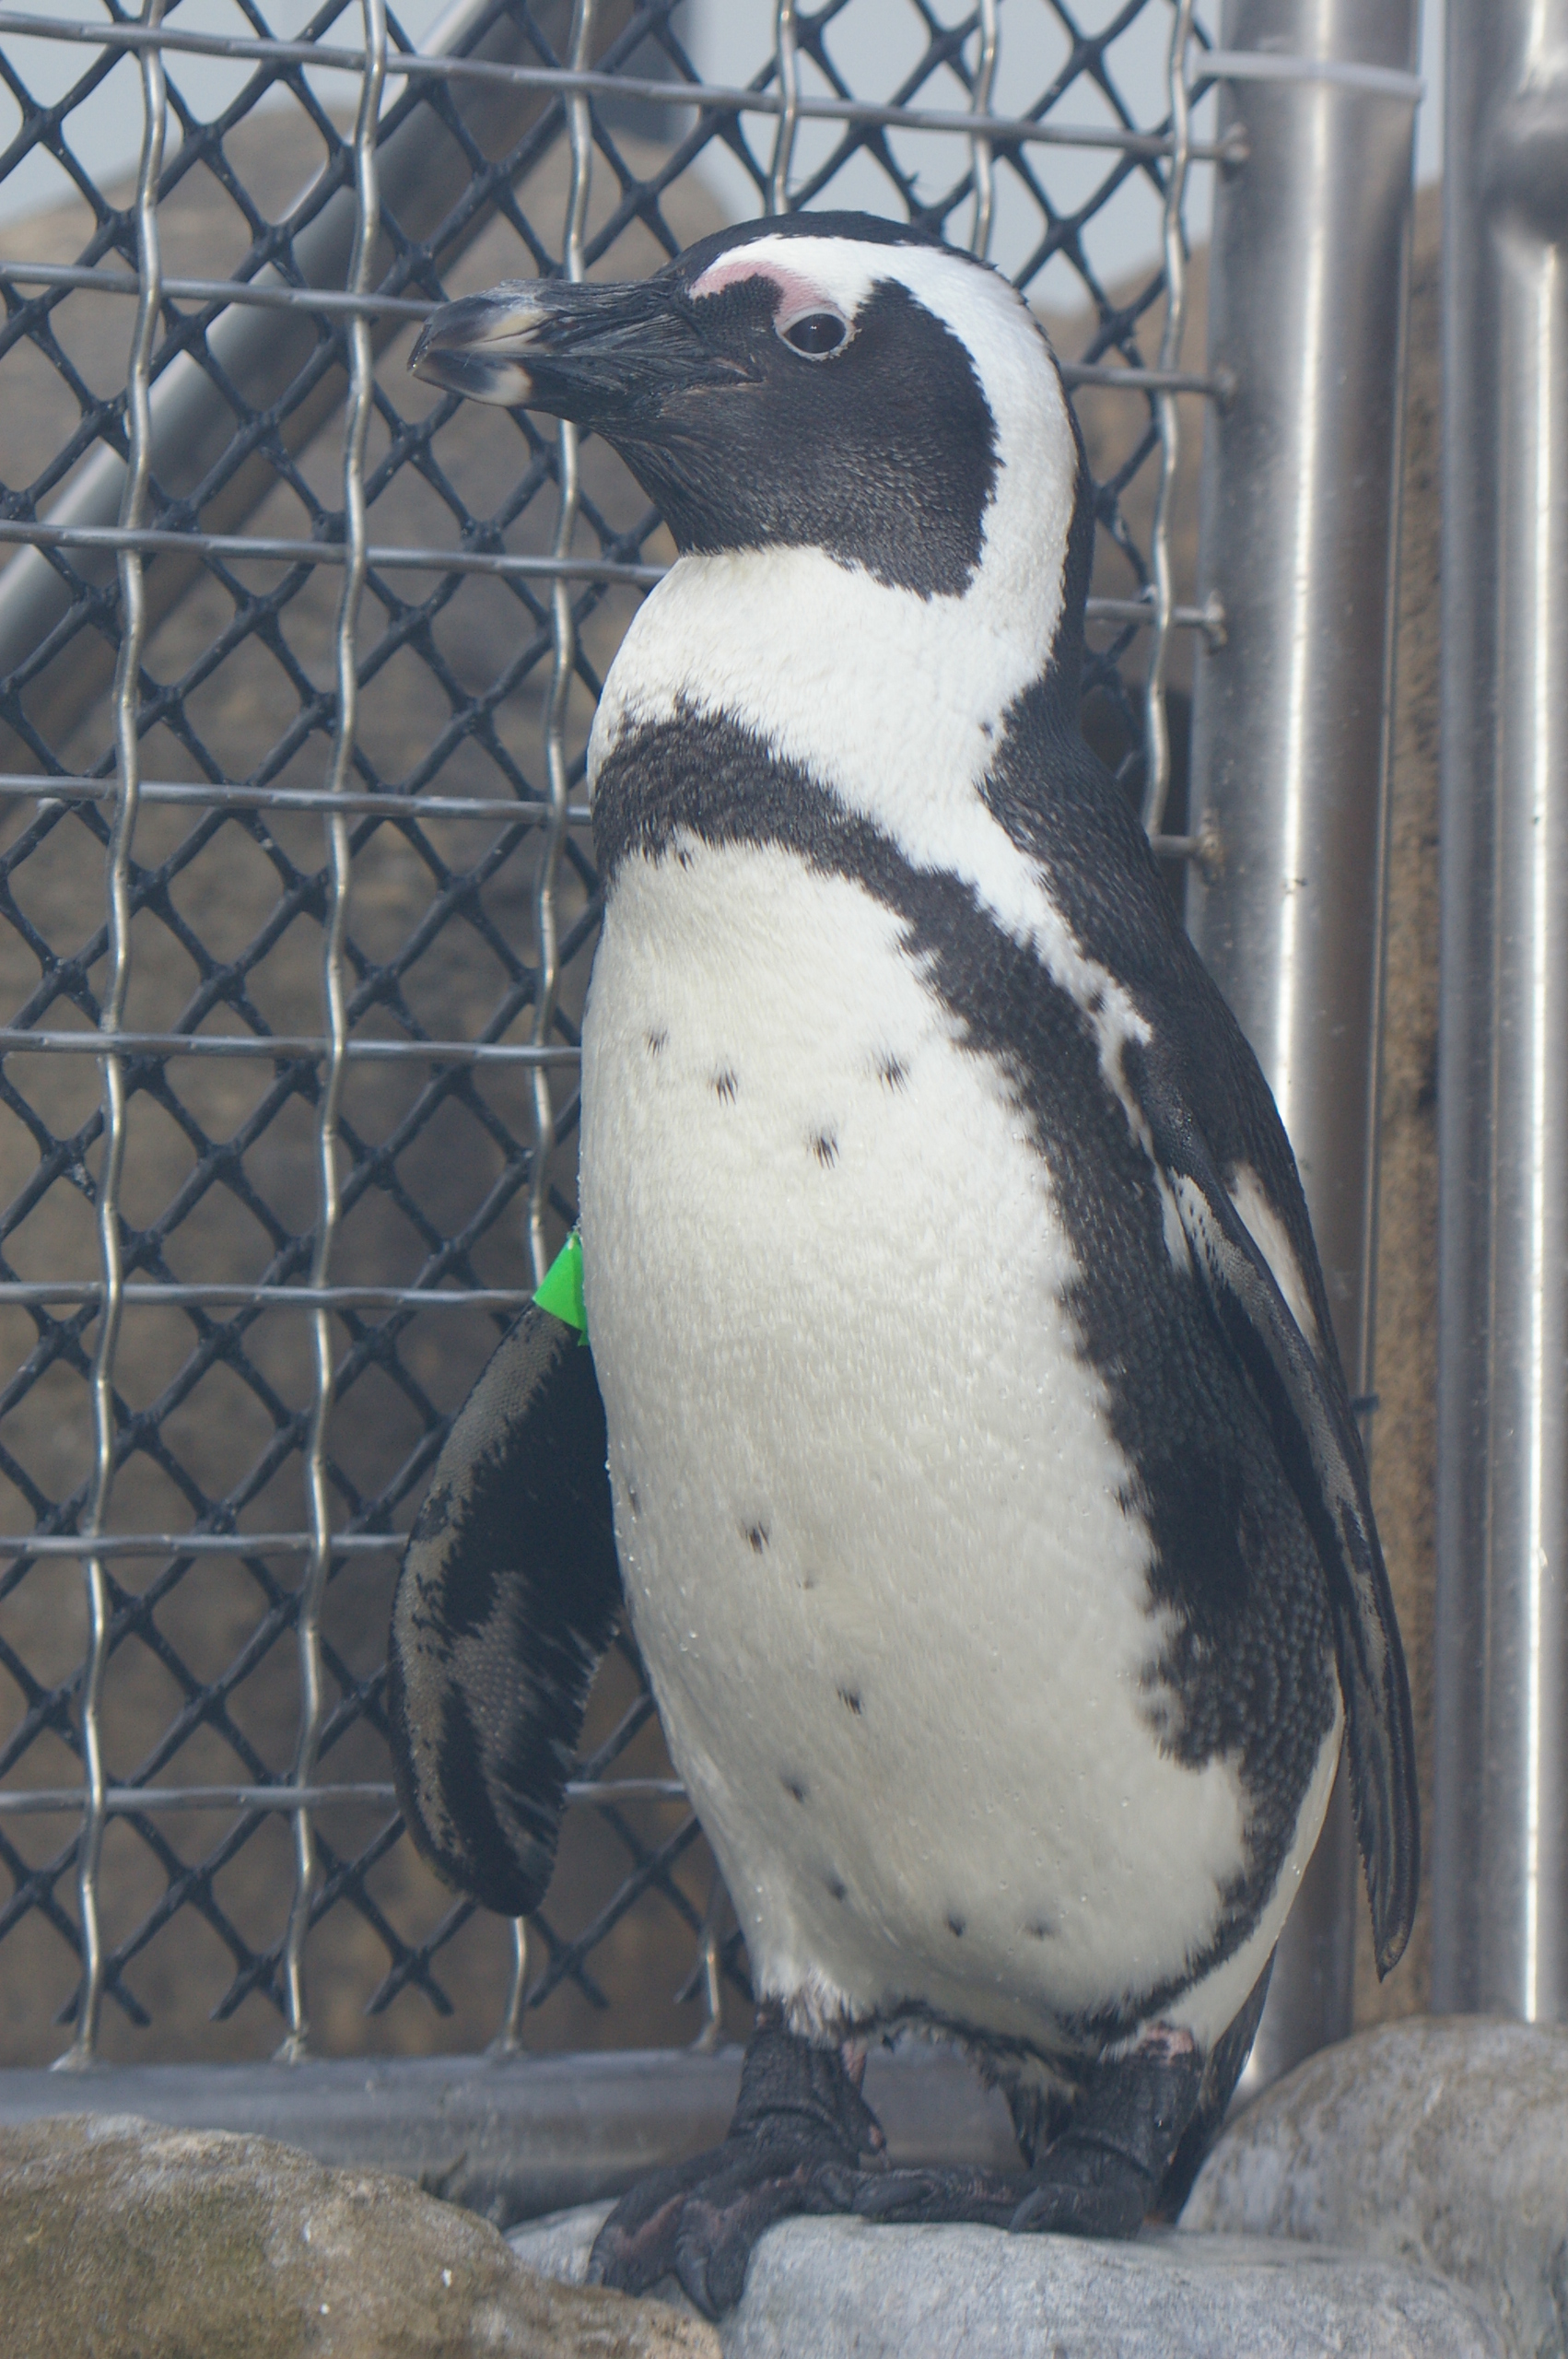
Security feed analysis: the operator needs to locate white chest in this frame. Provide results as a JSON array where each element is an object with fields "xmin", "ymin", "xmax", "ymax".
[{"xmin": 577, "ymin": 839, "xmax": 1258, "ymax": 2051}]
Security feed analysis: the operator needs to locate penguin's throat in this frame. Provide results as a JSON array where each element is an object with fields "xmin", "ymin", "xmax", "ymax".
[{"xmin": 587, "ymin": 541, "xmax": 1066, "ymax": 820}]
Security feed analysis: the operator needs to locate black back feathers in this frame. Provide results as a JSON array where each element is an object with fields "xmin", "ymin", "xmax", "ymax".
[{"xmin": 1130, "ymin": 1050, "xmax": 1420, "ymax": 1977}]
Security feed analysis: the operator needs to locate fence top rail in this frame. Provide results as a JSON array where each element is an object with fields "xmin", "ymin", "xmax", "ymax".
[{"xmin": 0, "ymin": 11, "xmax": 1244, "ymax": 164}]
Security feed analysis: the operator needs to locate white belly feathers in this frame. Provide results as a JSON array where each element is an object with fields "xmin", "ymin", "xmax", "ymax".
[{"xmin": 578, "ymin": 839, "xmax": 1263, "ymax": 2056}]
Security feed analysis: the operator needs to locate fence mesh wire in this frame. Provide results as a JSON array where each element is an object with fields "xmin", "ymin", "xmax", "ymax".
[{"xmin": 0, "ymin": 0, "xmax": 1219, "ymax": 2064}]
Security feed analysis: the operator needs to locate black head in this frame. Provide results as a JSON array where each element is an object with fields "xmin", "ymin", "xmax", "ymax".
[{"xmin": 410, "ymin": 212, "xmax": 1084, "ymax": 603}]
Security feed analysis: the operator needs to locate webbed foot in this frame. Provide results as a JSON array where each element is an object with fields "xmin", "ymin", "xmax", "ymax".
[
  {"xmin": 587, "ymin": 2013, "xmax": 885, "ymax": 2318},
  {"xmin": 829, "ymin": 2025, "xmax": 1206, "ymax": 2240}
]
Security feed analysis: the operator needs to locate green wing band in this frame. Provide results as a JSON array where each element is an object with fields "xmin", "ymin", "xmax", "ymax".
[{"xmin": 533, "ymin": 1227, "xmax": 587, "ymax": 1338}]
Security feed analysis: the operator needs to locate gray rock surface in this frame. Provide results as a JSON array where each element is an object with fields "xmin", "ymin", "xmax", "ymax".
[
  {"xmin": 0, "ymin": 2112, "xmax": 718, "ymax": 2358},
  {"xmin": 510, "ymin": 2200, "xmax": 1503, "ymax": 2358},
  {"xmin": 1185, "ymin": 2017, "xmax": 1568, "ymax": 2359}
]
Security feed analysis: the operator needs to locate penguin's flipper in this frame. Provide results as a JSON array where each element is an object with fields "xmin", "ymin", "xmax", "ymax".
[
  {"xmin": 387, "ymin": 1303, "xmax": 621, "ymax": 1919},
  {"xmin": 1130, "ymin": 1050, "xmax": 1419, "ymax": 1978}
]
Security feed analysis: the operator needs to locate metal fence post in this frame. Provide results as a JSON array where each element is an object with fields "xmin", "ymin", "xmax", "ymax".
[
  {"xmin": 1433, "ymin": 0, "xmax": 1568, "ymax": 2023},
  {"xmin": 1186, "ymin": 0, "xmax": 1421, "ymax": 2089}
]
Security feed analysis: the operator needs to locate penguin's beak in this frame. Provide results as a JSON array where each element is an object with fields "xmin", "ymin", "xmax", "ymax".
[
  {"xmin": 408, "ymin": 284, "xmax": 552, "ymax": 408},
  {"xmin": 408, "ymin": 277, "xmax": 746, "ymax": 423}
]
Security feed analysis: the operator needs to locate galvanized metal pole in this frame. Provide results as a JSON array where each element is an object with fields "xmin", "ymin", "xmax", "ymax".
[
  {"xmin": 1433, "ymin": 0, "xmax": 1568, "ymax": 2024},
  {"xmin": 1187, "ymin": 0, "xmax": 1421, "ymax": 2090}
]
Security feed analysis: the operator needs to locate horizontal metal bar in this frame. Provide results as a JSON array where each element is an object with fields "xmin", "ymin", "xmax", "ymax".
[
  {"xmin": 0, "ymin": 1778, "xmax": 685, "ymax": 1816},
  {"xmin": 0, "ymin": 1282, "xmax": 534, "ymax": 1309},
  {"xmin": 0, "ymin": 518, "xmax": 661, "ymax": 588},
  {"xmin": 0, "ymin": 520, "xmax": 1220, "ymax": 635},
  {"xmin": 0, "ymin": 12, "xmax": 1242, "ymax": 161},
  {"xmin": 1196, "ymin": 48, "xmax": 1423, "ymax": 104},
  {"xmin": 0, "ymin": 1029, "xmax": 579, "ymax": 1065},
  {"xmin": 0, "ymin": 2048, "xmax": 1018, "ymax": 2221},
  {"xmin": 0, "ymin": 268, "xmax": 1235, "ymax": 404},
  {"xmin": 0, "ymin": 1532, "xmax": 405, "ymax": 1557},
  {"xmin": 1089, "ymin": 592, "xmax": 1227, "ymax": 640},
  {"xmin": 0, "ymin": 260, "xmax": 433, "ymax": 320},
  {"xmin": 0, "ymin": 774, "xmax": 595, "ymax": 826},
  {"xmin": 1059, "ymin": 360, "xmax": 1235, "ymax": 398},
  {"xmin": 0, "ymin": 1784, "xmax": 394, "ymax": 1816}
]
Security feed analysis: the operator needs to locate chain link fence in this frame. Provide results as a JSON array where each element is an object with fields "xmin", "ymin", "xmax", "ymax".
[{"xmin": 0, "ymin": 0, "xmax": 1224, "ymax": 2067}]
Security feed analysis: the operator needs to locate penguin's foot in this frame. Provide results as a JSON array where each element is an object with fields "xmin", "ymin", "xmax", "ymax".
[
  {"xmin": 586, "ymin": 2014, "xmax": 885, "ymax": 2318},
  {"xmin": 830, "ymin": 2025, "xmax": 1206, "ymax": 2240}
]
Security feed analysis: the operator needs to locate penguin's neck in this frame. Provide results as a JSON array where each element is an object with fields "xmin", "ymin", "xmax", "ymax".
[{"xmin": 589, "ymin": 525, "xmax": 1074, "ymax": 876}]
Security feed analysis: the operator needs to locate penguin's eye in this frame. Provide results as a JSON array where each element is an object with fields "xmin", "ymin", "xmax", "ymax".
[{"xmin": 777, "ymin": 308, "xmax": 850, "ymax": 360}]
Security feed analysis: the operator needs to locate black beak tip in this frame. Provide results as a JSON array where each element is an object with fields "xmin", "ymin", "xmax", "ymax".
[
  {"xmin": 407, "ymin": 340, "xmax": 528, "ymax": 405},
  {"xmin": 407, "ymin": 288, "xmax": 546, "ymax": 406}
]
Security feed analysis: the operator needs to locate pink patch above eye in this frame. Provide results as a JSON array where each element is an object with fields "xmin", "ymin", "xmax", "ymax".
[{"xmin": 688, "ymin": 256, "xmax": 831, "ymax": 318}]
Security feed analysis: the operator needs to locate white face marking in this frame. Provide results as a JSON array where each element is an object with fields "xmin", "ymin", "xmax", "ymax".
[
  {"xmin": 689, "ymin": 252, "xmax": 835, "ymax": 317},
  {"xmin": 1228, "ymin": 1163, "xmax": 1323, "ymax": 1356},
  {"xmin": 690, "ymin": 252, "xmax": 857, "ymax": 358},
  {"xmin": 579, "ymin": 841, "xmax": 1257, "ymax": 2052},
  {"xmin": 693, "ymin": 251, "xmax": 825, "ymax": 304}
]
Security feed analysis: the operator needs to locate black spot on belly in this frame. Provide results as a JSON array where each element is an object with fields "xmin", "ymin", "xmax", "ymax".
[
  {"xmin": 781, "ymin": 1775, "xmax": 808, "ymax": 1804},
  {"xmin": 1024, "ymin": 1918, "xmax": 1055, "ymax": 1942},
  {"xmin": 713, "ymin": 1068, "xmax": 737, "ymax": 1102},
  {"xmin": 877, "ymin": 1054, "xmax": 907, "ymax": 1091},
  {"xmin": 837, "ymin": 1686, "xmax": 862, "ymax": 1717},
  {"xmin": 945, "ymin": 1912, "xmax": 965, "ymax": 1939},
  {"xmin": 645, "ymin": 1027, "xmax": 667, "ymax": 1058},
  {"xmin": 824, "ymin": 1873, "xmax": 848, "ymax": 1903},
  {"xmin": 627, "ymin": 1487, "xmax": 640, "ymax": 1518},
  {"xmin": 812, "ymin": 1132, "xmax": 838, "ymax": 1168},
  {"xmin": 745, "ymin": 1522, "xmax": 768, "ymax": 1555}
]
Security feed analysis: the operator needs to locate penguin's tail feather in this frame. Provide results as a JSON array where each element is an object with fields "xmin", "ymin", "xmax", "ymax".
[{"xmin": 387, "ymin": 1302, "xmax": 623, "ymax": 1919}]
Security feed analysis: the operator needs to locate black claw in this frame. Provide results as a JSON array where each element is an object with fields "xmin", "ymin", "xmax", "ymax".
[
  {"xmin": 587, "ymin": 2018, "xmax": 884, "ymax": 2318},
  {"xmin": 589, "ymin": 2014, "xmax": 1217, "ymax": 2310},
  {"xmin": 1008, "ymin": 2150, "xmax": 1150, "ymax": 2240},
  {"xmin": 1009, "ymin": 2029, "xmax": 1206, "ymax": 2241}
]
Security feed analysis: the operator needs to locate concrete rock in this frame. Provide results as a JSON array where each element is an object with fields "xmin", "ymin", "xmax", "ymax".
[
  {"xmin": 0, "ymin": 2113, "xmax": 718, "ymax": 2359},
  {"xmin": 1184, "ymin": 2017, "xmax": 1568, "ymax": 2359},
  {"xmin": 510, "ymin": 2199, "xmax": 1502, "ymax": 2358}
]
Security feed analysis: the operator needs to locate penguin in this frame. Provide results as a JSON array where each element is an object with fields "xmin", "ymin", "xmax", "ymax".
[{"xmin": 391, "ymin": 211, "xmax": 1418, "ymax": 2320}]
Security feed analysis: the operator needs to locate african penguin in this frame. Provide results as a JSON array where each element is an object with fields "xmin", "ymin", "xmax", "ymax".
[{"xmin": 391, "ymin": 211, "xmax": 1418, "ymax": 2319}]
